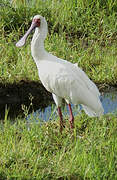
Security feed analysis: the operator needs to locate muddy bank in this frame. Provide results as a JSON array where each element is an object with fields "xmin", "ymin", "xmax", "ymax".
[{"xmin": 0, "ymin": 80, "xmax": 53, "ymax": 119}]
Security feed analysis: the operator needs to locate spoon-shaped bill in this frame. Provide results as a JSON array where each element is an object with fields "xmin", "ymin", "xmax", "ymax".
[{"xmin": 16, "ymin": 22, "xmax": 37, "ymax": 47}]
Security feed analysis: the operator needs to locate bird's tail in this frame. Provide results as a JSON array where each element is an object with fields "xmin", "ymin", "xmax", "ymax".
[{"xmin": 82, "ymin": 104, "xmax": 104, "ymax": 117}]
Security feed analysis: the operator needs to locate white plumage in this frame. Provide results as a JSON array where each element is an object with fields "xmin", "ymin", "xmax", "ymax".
[{"xmin": 16, "ymin": 15, "xmax": 104, "ymax": 131}]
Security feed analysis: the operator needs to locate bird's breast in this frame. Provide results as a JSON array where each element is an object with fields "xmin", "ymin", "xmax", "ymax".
[{"xmin": 37, "ymin": 61, "xmax": 69, "ymax": 93}]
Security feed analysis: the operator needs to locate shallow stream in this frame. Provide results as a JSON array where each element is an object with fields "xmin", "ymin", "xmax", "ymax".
[{"xmin": 27, "ymin": 90, "xmax": 117, "ymax": 122}]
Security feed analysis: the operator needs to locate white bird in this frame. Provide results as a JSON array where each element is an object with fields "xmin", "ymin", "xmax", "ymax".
[{"xmin": 16, "ymin": 15, "xmax": 104, "ymax": 131}]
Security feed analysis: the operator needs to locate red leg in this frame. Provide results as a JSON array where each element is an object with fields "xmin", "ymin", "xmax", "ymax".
[
  {"xmin": 68, "ymin": 104, "xmax": 74, "ymax": 128},
  {"xmin": 58, "ymin": 107, "xmax": 64, "ymax": 132}
]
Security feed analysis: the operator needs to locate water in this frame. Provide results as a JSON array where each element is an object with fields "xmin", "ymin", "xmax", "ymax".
[
  {"xmin": 27, "ymin": 91, "xmax": 117, "ymax": 122},
  {"xmin": 101, "ymin": 91, "xmax": 117, "ymax": 114}
]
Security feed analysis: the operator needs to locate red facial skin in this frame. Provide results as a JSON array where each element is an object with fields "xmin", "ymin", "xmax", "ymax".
[{"xmin": 32, "ymin": 18, "xmax": 41, "ymax": 27}]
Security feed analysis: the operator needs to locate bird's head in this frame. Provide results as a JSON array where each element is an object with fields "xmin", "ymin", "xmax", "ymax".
[{"xmin": 16, "ymin": 15, "xmax": 48, "ymax": 47}]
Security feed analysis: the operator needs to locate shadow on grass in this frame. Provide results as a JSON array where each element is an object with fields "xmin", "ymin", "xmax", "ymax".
[{"xmin": 0, "ymin": 80, "xmax": 53, "ymax": 120}]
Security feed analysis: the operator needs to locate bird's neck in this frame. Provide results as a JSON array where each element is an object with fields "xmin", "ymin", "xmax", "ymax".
[{"xmin": 31, "ymin": 28, "xmax": 47, "ymax": 61}]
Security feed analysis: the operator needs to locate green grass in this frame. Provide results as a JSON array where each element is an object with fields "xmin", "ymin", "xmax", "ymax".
[
  {"xmin": 0, "ymin": 0, "xmax": 117, "ymax": 179},
  {"xmin": 0, "ymin": 0, "xmax": 117, "ymax": 86},
  {"xmin": 0, "ymin": 113, "xmax": 117, "ymax": 179},
  {"xmin": 1, "ymin": 32, "xmax": 117, "ymax": 85}
]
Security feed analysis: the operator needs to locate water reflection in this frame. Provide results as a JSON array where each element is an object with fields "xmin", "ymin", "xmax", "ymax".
[
  {"xmin": 101, "ymin": 91, "xmax": 117, "ymax": 114},
  {"xmin": 27, "ymin": 91, "xmax": 117, "ymax": 122}
]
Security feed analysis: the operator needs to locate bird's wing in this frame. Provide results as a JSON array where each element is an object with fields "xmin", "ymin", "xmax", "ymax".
[
  {"xmin": 73, "ymin": 62, "xmax": 100, "ymax": 97},
  {"xmin": 39, "ymin": 58, "xmax": 97, "ymax": 97},
  {"xmin": 56, "ymin": 58, "xmax": 100, "ymax": 97},
  {"xmin": 38, "ymin": 57, "xmax": 103, "ymax": 115}
]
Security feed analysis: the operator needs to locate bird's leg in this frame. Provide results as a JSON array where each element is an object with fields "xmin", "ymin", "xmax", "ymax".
[
  {"xmin": 68, "ymin": 104, "xmax": 74, "ymax": 128},
  {"xmin": 58, "ymin": 107, "xmax": 64, "ymax": 132}
]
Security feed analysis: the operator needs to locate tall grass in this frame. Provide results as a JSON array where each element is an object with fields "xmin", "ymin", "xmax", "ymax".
[
  {"xmin": 0, "ymin": 1, "xmax": 117, "ymax": 179},
  {"xmin": 0, "ymin": 113, "xmax": 117, "ymax": 179},
  {"xmin": 0, "ymin": 0, "xmax": 117, "ymax": 85},
  {"xmin": 1, "ymin": 0, "xmax": 117, "ymax": 39}
]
